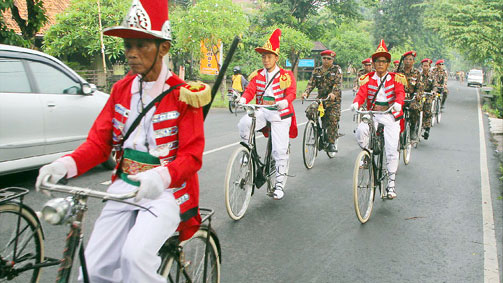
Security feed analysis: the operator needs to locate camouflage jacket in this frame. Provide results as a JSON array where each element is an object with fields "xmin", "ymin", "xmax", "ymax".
[
  {"xmin": 399, "ymin": 67, "xmax": 424, "ymax": 98},
  {"xmin": 421, "ymin": 70, "xmax": 435, "ymax": 93},
  {"xmin": 304, "ymin": 64, "xmax": 342, "ymax": 98},
  {"xmin": 353, "ymin": 68, "xmax": 371, "ymax": 89},
  {"xmin": 432, "ymin": 67, "xmax": 449, "ymax": 93}
]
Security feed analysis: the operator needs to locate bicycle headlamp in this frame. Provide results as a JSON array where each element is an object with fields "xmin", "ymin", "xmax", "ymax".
[
  {"xmin": 361, "ymin": 114, "xmax": 371, "ymax": 123},
  {"xmin": 41, "ymin": 197, "xmax": 72, "ymax": 225},
  {"xmin": 246, "ymin": 108, "xmax": 255, "ymax": 117}
]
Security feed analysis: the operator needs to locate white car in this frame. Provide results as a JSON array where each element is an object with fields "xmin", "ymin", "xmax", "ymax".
[
  {"xmin": 467, "ymin": 69, "xmax": 484, "ymax": 87},
  {"xmin": 0, "ymin": 44, "xmax": 113, "ymax": 175}
]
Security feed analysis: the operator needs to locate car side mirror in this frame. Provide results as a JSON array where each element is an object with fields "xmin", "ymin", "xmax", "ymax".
[{"xmin": 81, "ymin": 83, "xmax": 95, "ymax": 95}]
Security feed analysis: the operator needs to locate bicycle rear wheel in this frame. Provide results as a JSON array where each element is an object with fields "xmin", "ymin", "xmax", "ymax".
[
  {"xmin": 353, "ymin": 150, "xmax": 375, "ymax": 224},
  {"xmin": 159, "ymin": 229, "xmax": 221, "ymax": 283},
  {"xmin": 224, "ymin": 147, "xmax": 253, "ymax": 220},
  {"xmin": 403, "ymin": 121, "xmax": 412, "ymax": 165},
  {"xmin": 302, "ymin": 120, "xmax": 318, "ymax": 169},
  {"xmin": 0, "ymin": 203, "xmax": 44, "ymax": 283}
]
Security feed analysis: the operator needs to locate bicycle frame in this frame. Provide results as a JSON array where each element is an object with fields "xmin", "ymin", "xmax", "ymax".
[{"xmin": 303, "ymin": 98, "xmax": 330, "ymax": 152}]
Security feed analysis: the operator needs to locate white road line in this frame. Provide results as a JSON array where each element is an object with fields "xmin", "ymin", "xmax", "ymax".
[
  {"xmin": 476, "ymin": 89, "xmax": 501, "ymax": 282},
  {"xmin": 202, "ymin": 107, "xmax": 352, "ymax": 155}
]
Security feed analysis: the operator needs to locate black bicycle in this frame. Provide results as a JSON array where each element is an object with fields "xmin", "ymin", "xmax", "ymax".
[
  {"xmin": 431, "ymin": 88, "xmax": 443, "ymax": 126},
  {"xmin": 0, "ymin": 179, "xmax": 221, "ymax": 283},
  {"xmin": 224, "ymin": 104, "xmax": 289, "ymax": 220},
  {"xmin": 302, "ymin": 98, "xmax": 338, "ymax": 169},
  {"xmin": 226, "ymin": 89, "xmax": 241, "ymax": 114},
  {"xmin": 400, "ymin": 98, "xmax": 414, "ymax": 165},
  {"xmin": 353, "ymin": 108, "xmax": 392, "ymax": 224}
]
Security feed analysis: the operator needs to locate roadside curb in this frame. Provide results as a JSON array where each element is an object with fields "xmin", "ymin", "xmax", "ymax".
[{"xmin": 488, "ymin": 117, "xmax": 503, "ymax": 161}]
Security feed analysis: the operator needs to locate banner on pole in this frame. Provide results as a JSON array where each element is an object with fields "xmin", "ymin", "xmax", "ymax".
[{"xmin": 200, "ymin": 40, "xmax": 223, "ymax": 75}]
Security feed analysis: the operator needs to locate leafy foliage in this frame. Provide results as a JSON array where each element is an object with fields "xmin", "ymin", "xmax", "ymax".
[
  {"xmin": 327, "ymin": 21, "xmax": 374, "ymax": 69},
  {"xmin": 43, "ymin": 0, "xmax": 130, "ymax": 65},
  {"xmin": 0, "ymin": 0, "xmax": 47, "ymax": 47}
]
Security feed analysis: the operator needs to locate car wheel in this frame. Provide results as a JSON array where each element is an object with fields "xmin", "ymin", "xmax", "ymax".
[{"xmin": 102, "ymin": 152, "xmax": 116, "ymax": 170}]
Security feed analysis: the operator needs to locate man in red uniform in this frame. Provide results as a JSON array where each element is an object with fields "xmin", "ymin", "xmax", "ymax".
[
  {"xmin": 35, "ymin": 0, "xmax": 210, "ymax": 281},
  {"xmin": 351, "ymin": 39, "xmax": 406, "ymax": 199},
  {"xmin": 238, "ymin": 28, "xmax": 297, "ymax": 200}
]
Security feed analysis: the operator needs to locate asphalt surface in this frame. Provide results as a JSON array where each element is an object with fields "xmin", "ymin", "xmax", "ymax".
[{"xmin": 1, "ymin": 80, "xmax": 501, "ymax": 282}]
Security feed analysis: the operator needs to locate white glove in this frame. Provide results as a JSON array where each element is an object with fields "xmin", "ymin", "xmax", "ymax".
[
  {"xmin": 35, "ymin": 162, "xmax": 67, "ymax": 192},
  {"xmin": 277, "ymin": 100, "xmax": 288, "ymax": 110},
  {"xmin": 392, "ymin": 102, "xmax": 402, "ymax": 112},
  {"xmin": 128, "ymin": 169, "xmax": 166, "ymax": 202},
  {"xmin": 351, "ymin": 102, "xmax": 359, "ymax": 112},
  {"xmin": 238, "ymin": 97, "xmax": 246, "ymax": 104}
]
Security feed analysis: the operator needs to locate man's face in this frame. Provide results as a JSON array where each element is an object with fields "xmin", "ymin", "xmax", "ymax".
[
  {"xmin": 124, "ymin": 38, "xmax": 169, "ymax": 76},
  {"xmin": 373, "ymin": 57, "xmax": 390, "ymax": 74},
  {"xmin": 404, "ymin": 55, "xmax": 415, "ymax": 68},
  {"xmin": 437, "ymin": 63, "xmax": 444, "ymax": 70},
  {"xmin": 363, "ymin": 63, "xmax": 372, "ymax": 72},
  {"xmin": 321, "ymin": 56, "xmax": 334, "ymax": 68},
  {"xmin": 422, "ymin": 62, "xmax": 431, "ymax": 72},
  {"xmin": 261, "ymin": 53, "xmax": 278, "ymax": 70}
]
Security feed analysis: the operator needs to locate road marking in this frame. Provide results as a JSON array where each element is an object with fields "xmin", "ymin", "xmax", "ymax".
[
  {"xmin": 476, "ymin": 88, "xmax": 501, "ymax": 282},
  {"xmin": 202, "ymin": 107, "xmax": 351, "ymax": 155}
]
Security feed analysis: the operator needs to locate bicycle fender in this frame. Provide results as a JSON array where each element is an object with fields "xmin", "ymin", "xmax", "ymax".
[
  {"xmin": 2, "ymin": 200, "xmax": 45, "ymax": 240},
  {"xmin": 198, "ymin": 225, "xmax": 222, "ymax": 264}
]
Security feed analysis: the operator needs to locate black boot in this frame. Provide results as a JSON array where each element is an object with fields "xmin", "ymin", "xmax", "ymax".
[
  {"xmin": 410, "ymin": 125, "xmax": 417, "ymax": 140},
  {"xmin": 327, "ymin": 143, "xmax": 338, "ymax": 153},
  {"xmin": 423, "ymin": 128, "xmax": 430, "ymax": 140}
]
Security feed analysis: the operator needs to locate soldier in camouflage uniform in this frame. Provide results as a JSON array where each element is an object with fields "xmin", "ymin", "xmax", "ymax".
[
  {"xmin": 398, "ymin": 51, "xmax": 424, "ymax": 140},
  {"xmin": 420, "ymin": 58, "xmax": 434, "ymax": 139},
  {"xmin": 352, "ymin": 58, "xmax": 373, "ymax": 93},
  {"xmin": 302, "ymin": 49, "xmax": 342, "ymax": 152},
  {"xmin": 432, "ymin": 59, "xmax": 449, "ymax": 108}
]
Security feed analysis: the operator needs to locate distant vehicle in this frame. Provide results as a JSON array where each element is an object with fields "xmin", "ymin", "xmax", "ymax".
[
  {"xmin": 0, "ymin": 44, "xmax": 114, "ymax": 176},
  {"xmin": 467, "ymin": 69, "xmax": 484, "ymax": 87}
]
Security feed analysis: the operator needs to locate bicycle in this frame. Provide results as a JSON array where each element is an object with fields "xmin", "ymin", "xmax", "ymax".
[
  {"xmin": 400, "ymin": 98, "xmax": 414, "ymax": 165},
  {"xmin": 1, "ymin": 178, "xmax": 221, "ymax": 283},
  {"xmin": 431, "ymin": 88, "xmax": 443, "ymax": 127},
  {"xmin": 224, "ymin": 103, "xmax": 290, "ymax": 220},
  {"xmin": 353, "ymin": 108, "xmax": 392, "ymax": 224},
  {"xmin": 302, "ymin": 98, "xmax": 338, "ymax": 169},
  {"xmin": 226, "ymin": 89, "xmax": 241, "ymax": 114}
]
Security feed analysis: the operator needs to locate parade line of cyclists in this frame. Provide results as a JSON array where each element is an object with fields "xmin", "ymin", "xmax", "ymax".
[{"xmin": 34, "ymin": 0, "xmax": 449, "ymax": 279}]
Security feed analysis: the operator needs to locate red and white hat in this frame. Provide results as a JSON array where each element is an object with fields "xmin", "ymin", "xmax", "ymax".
[
  {"xmin": 255, "ymin": 29, "xmax": 281, "ymax": 55},
  {"xmin": 103, "ymin": 0, "xmax": 172, "ymax": 41},
  {"xmin": 372, "ymin": 39, "xmax": 391, "ymax": 61},
  {"xmin": 321, "ymin": 50, "xmax": 336, "ymax": 57}
]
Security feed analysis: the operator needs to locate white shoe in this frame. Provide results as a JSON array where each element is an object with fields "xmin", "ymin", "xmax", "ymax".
[
  {"xmin": 273, "ymin": 188, "xmax": 284, "ymax": 200},
  {"xmin": 386, "ymin": 187, "xmax": 397, "ymax": 199}
]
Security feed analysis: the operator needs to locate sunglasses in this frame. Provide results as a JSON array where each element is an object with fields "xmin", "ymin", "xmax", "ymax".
[
  {"xmin": 364, "ymin": 64, "xmax": 372, "ymax": 66},
  {"xmin": 438, "ymin": 63, "xmax": 444, "ymax": 65},
  {"xmin": 322, "ymin": 57, "xmax": 333, "ymax": 60}
]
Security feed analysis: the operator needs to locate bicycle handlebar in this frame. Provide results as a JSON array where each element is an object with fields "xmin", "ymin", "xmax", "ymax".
[
  {"xmin": 301, "ymin": 98, "xmax": 329, "ymax": 104},
  {"xmin": 356, "ymin": 107, "xmax": 393, "ymax": 115},
  {"xmin": 41, "ymin": 176, "xmax": 138, "ymax": 201},
  {"xmin": 238, "ymin": 103, "xmax": 278, "ymax": 110}
]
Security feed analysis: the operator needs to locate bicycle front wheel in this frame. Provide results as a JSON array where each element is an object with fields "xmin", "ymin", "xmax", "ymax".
[
  {"xmin": 0, "ymin": 203, "xmax": 44, "ymax": 283},
  {"xmin": 159, "ymin": 229, "xmax": 221, "ymax": 283},
  {"xmin": 403, "ymin": 121, "xmax": 412, "ymax": 165},
  {"xmin": 436, "ymin": 98, "xmax": 442, "ymax": 124},
  {"xmin": 353, "ymin": 150, "xmax": 375, "ymax": 224},
  {"xmin": 302, "ymin": 120, "xmax": 318, "ymax": 169},
  {"xmin": 224, "ymin": 147, "xmax": 253, "ymax": 220},
  {"xmin": 430, "ymin": 99, "xmax": 436, "ymax": 127},
  {"xmin": 228, "ymin": 101, "xmax": 236, "ymax": 113}
]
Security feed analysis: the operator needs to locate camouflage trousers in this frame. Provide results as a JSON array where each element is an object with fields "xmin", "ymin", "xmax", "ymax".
[
  {"xmin": 422, "ymin": 96, "xmax": 433, "ymax": 128},
  {"xmin": 306, "ymin": 100, "xmax": 341, "ymax": 143},
  {"xmin": 441, "ymin": 92, "xmax": 448, "ymax": 107},
  {"xmin": 407, "ymin": 95, "xmax": 423, "ymax": 129}
]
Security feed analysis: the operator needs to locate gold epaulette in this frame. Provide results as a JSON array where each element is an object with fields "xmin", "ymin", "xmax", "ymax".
[
  {"xmin": 179, "ymin": 81, "xmax": 211, "ymax": 108},
  {"xmin": 279, "ymin": 72, "xmax": 292, "ymax": 90},
  {"xmin": 358, "ymin": 74, "xmax": 369, "ymax": 86},
  {"xmin": 394, "ymin": 73, "xmax": 408, "ymax": 87},
  {"xmin": 248, "ymin": 70, "xmax": 259, "ymax": 81}
]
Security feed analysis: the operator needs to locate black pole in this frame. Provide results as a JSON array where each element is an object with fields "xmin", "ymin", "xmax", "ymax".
[
  {"xmin": 203, "ymin": 36, "xmax": 240, "ymax": 120},
  {"xmin": 396, "ymin": 55, "xmax": 404, "ymax": 73}
]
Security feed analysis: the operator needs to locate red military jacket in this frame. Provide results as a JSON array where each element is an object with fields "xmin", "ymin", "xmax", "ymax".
[
  {"xmin": 68, "ymin": 73, "xmax": 204, "ymax": 240},
  {"xmin": 242, "ymin": 67, "xmax": 298, "ymax": 138},
  {"xmin": 353, "ymin": 71, "xmax": 406, "ymax": 121}
]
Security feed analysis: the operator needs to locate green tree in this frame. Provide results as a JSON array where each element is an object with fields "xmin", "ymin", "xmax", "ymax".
[
  {"xmin": 0, "ymin": 0, "xmax": 47, "ymax": 47},
  {"xmin": 328, "ymin": 21, "xmax": 374, "ymax": 70},
  {"xmin": 43, "ymin": 0, "xmax": 129, "ymax": 66}
]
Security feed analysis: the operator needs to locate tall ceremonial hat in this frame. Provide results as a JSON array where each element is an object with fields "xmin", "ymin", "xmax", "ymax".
[
  {"xmin": 362, "ymin": 58, "xmax": 372, "ymax": 64},
  {"xmin": 103, "ymin": 0, "xmax": 172, "ymax": 41},
  {"xmin": 321, "ymin": 50, "xmax": 336, "ymax": 58},
  {"xmin": 403, "ymin": 51, "xmax": 417, "ymax": 58},
  {"xmin": 436, "ymin": 59, "xmax": 445, "ymax": 65},
  {"xmin": 255, "ymin": 29, "xmax": 281, "ymax": 56},
  {"xmin": 421, "ymin": 58, "xmax": 432, "ymax": 64},
  {"xmin": 371, "ymin": 39, "xmax": 391, "ymax": 61}
]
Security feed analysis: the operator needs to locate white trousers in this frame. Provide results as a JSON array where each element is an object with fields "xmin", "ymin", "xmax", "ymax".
[
  {"xmin": 238, "ymin": 108, "xmax": 291, "ymax": 167},
  {"xmin": 79, "ymin": 180, "xmax": 180, "ymax": 283},
  {"xmin": 355, "ymin": 114, "xmax": 400, "ymax": 173}
]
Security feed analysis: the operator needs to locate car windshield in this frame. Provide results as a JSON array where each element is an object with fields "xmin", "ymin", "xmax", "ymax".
[{"xmin": 469, "ymin": 70, "xmax": 483, "ymax": 75}]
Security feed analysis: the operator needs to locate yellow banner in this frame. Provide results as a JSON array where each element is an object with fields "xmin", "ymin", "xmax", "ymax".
[{"xmin": 200, "ymin": 40, "xmax": 222, "ymax": 75}]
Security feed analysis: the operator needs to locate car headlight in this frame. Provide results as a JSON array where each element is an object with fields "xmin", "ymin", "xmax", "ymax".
[
  {"xmin": 41, "ymin": 197, "xmax": 72, "ymax": 225},
  {"xmin": 361, "ymin": 114, "xmax": 371, "ymax": 123}
]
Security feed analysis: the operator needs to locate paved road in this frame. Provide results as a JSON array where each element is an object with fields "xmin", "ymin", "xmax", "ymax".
[{"xmin": 1, "ymin": 80, "xmax": 501, "ymax": 282}]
